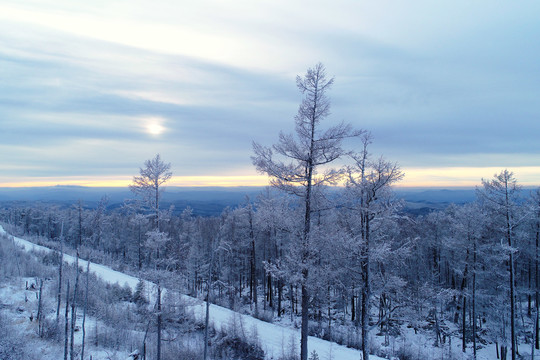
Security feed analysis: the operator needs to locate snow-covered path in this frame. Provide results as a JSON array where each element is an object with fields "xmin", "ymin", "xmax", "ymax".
[{"xmin": 0, "ymin": 225, "xmax": 382, "ymax": 360}]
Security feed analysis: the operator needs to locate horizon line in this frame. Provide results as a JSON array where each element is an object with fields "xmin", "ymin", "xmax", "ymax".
[{"xmin": 0, "ymin": 166, "xmax": 539, "ymax": 189}]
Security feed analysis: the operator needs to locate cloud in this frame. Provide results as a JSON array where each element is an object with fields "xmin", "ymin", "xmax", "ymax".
[{"xmin": 0, "ymin": 0, "xmax": 539, "ymax": 186}]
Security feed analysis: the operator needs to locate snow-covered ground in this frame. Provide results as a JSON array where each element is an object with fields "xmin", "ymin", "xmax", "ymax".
[
  {"xmin": 4, "ymin": 225, "xmax": 538, "ymax": 360},
  {"xmin": 0, "ymin": 225, "xmax": 379, "ymax": 360},
  {"xmin": 0, "ymin": 276, "xmax": 132, "ymax": 360}
]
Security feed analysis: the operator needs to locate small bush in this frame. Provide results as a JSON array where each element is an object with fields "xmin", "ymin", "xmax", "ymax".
[
  {"xmin": 40, "ymin": 317, "xmax": 62, "ymax": 341},
  {"xmin": 41, "ymin": 251, "xmax": 61, "ymax": 266},
  {"xmin": 278, "ymin": 334, "xmax": 299, "ymax": 360},
  {"xmin": 213, "ymin": 315, "xmax": 265, "ymax": 360},
  {"xmin": 109, "ymin": 282, "xmax": 133, "ymax": 302},
  {"xmin": 254, "ymin": 309, "xmax": 274, "ymax": 323},
  {"xmin": 214, "ymin": 333, "xmax": 265, "ymax": 360},
  {"xmin": 132, "ymin": 279, "xmax": 148, "ymax": 306},
  {"xmin": 0, "ymin": 313, "xmax": 38, "ymax": 360}
]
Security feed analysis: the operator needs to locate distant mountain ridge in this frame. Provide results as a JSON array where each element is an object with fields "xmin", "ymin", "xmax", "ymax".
[
  {"xmin": 0, "ymin": 186, "xmax": 266, "ymax": 216},
  {"xmin": 0, "ymin": 186, "xmax": 479, "ymax": 216}
]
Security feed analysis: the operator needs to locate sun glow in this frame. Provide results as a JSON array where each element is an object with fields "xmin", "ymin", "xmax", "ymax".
[
  {"xmin": 147, "ymin": 122, "xmax": 164, "ymax": 135},
  {"xmin": 0, "ymin": 167, "xmax": 539, "ymax": 188},
  {"xmin": 0, "ymin": 175, "xmax": 269, "ymax": 188},
  {"xmin": 141, "ymin": 116, "xmax": 166, "ymax": 136}
]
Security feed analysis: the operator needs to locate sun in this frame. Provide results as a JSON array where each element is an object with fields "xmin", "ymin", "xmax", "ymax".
[{"xmin": 146, "ymin": 121, "xmax": 165, "ymax": 135}]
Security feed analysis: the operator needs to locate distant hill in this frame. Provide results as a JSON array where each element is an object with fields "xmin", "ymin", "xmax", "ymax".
[
  {"xmin": 0, "ymin": 185, "xmax": 480, "ymax": 216},
  {"xmin": 394, "ymin": 187, "xmax": 476, "ymax": 216},
  {"xmin": 0, "ymin": 186, "xmax": 266, "ymax": 216}
]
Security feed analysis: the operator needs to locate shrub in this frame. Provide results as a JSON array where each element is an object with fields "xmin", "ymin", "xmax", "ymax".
[
  {"xmin": 213, "ymin": 315, "xmax": 265, "ymax": 360},
  {"xmin": 214, "ymin": 333, "xmax": 265, "ymax": 360},
  {"xmin": 132, "ymin": 279, "xmax": 148, "ymax": 306},
  {"xmin": 0, "ymin": 313, "xmax": 37, "ymax": 360}
]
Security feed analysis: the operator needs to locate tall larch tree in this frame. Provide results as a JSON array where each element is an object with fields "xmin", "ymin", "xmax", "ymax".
[
  {"xmin": 252, "ymin": 63, "xmax": 362, "ymax": 360},
  {"xmin": 129, "ymin": 154, "xmax": 171, "ymax": 360},
  {"xmin": 130, "ymin": 154, "xmax": 172, "ymax": 263},
  {"xmin": 477, "ymin": 170, "xmax": 521, "ymax": 360},
  {"xmin": 343, "ymin": 132, "xmax": 403, "ymax": 360},
  {"xmin": 130, "ymin": 154, "xmax": 172, "ymax": 232}
]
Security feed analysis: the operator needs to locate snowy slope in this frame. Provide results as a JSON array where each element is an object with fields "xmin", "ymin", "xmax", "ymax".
[
  {"xmin": 0, "ymin": 277, "xmax": 131, "ymax": 360},
  {"xmin": 0, "ymin": 225, "xmax": 380, "ymax": 360}
]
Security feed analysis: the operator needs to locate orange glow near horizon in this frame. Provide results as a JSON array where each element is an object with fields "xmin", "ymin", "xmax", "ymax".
[
  {"xmin": 0, "ymin": 175, "xmax": 270, "ymax": 188},
  {"xmin": 399, "ymin": 166, "xmax": 540, "ymax": 188},
  {"xmin": 1, "ymin": 167, "xmax": 539, "ymax": 188}
]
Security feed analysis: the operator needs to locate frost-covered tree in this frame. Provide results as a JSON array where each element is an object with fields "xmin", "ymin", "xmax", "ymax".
[
  {"xmin": 130, "ymin": 154, "xmax": 172, "ymax": 232},
  {"xmin": 130, "ymin": 154, "xmax": 172, "ymax": 264},
  {"xmin": 530, "ymin": 188, "xmax": 540, "ymax": 349},
  {"xmin": 252, "ymin": 63, "xmax": 362, "ymax": 360},
  {"xmin": 477, "ymin": 170, "xmax": 522, "ymax": 360},
  {"xmin": 129, "ymin": 213, "xmax": 149, "ymax": 270},
  {"xmin": 130, "ymin": 154, "xmax": 172, "ymax": 360},
  {"xmin": 446, "ymin": 202, "xmax": 486, "ymax": 357},
  {"xmin": 342, "ymin": 132, "xmax": 403, "ymax": 359},
  {"xmin": 89, "ymin": 195, "xmax": 109, "ymax": 248},
  {"xmin": 254, "ymin": 189, "xmax": 296, "ymax": 317}
]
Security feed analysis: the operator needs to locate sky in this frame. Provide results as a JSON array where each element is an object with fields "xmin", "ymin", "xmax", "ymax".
[{"xmin": 1, "ymin": 0, "xmax": 539, "ymax": 188}]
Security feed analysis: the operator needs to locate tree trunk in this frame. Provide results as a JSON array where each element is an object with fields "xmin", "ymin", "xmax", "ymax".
[
  {"xmin": 361, "ymin": 215, "xmax": 370, "ymax": 360},
  {"xmin": 462, "ymin": 296, "xmax": 467, "ymax": 353},
  {"xmin": 361, "ymin": 285, "xmax": 369, "ymax": 360},
  {"xmin": 301, "ymin": 281, "xmax": 309, "ymax": 360},
  {"xmin": 81, "ymin": 261, "xmax": 89, "ymax": 360},
  {"xmin": 268, "ymin": 275, "xmax": 273, "ymax": 308},
  {"xmin": 142, "ymin": 318, "xmax": 151, "ymax": 360},
  {"xmin": 508, "ymin": 231, "xmax": 516, "ymax": 360},
  {"xmin": 56, "ymin": 222, "xmax": 64, "ymax": 322},
  {"xmin": 157, "ymin": 283, "xmax": 162, "ymax": 360},
  {"xmin": 290, "ymin": 283, "xmax": 295, "ymax": 321},
  {"xmin": 529, "ymin": 259, "xmax": 533, "ymax": 317},
  {"xmin": 473, "ymin": 238, "xmax": 477, "ymax": 359},
  {"xmin": 250, "ymin": 223, "xmax": 258, "ymax": 316},
  {"xmin": 327, "ymin": 284, "xmax": 332, "ymax": 340},
  {"xmin": 70, "ymin": 254, "xmax": 80, "ymax": 360},
  {"xmin": 434, "ymin": 302, "xmax": 440, "ymax": 347},
  {"xmin": 300, "ymin": 119, "xmax": 314, "ymax": 360},
  {"xmin": 351, "ymin": 291, "xmax": 355, "ymax": 323},
  {"xmin": 203, "ymin": 238, "xmax": 216, "ymax": 360},
  {"xmin": 278, "ymin": 279, "xmax": 283, "ymax": 317},
  {"xmin": 37, "ymin": 279, "xmax": 43, "ymax": 337},
  {"xmin": 534, "ymin": 214, "xmax": 540, "ymax": 350},
  {"xmin": 138, "ymin": 223, "xmax": 142, "ymax": 270},
  {"xmin": 64, "ymin": 281, "xmax": 70, "ymax": 360}
]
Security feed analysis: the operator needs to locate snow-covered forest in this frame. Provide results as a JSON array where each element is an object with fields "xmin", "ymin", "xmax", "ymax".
[
  {"xmin": 1, "ymin": 64, "xmax": 539, "ymax": 360},
  {"xmin": 2, "ymin": 165, "xmax": 539, "ymax": 360}
]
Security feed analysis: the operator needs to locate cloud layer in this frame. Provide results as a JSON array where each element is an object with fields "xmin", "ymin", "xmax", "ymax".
[{"xmin": 1, "ymin": 1, "xmax": 539, "ymax": 186}]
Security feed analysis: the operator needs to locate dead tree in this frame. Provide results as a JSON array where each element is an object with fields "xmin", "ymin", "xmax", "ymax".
[{"xmin": 64, "ymin": 280, "xmax": 70, "ymax": 360}]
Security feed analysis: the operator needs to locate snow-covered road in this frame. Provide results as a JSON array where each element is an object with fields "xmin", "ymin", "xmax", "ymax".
[{"xmin": 0, "ymin": 225, "xmax": 383, "ymax": 360}]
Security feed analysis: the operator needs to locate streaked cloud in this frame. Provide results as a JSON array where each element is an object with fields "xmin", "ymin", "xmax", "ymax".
[{"xmin": 0, "ymin": 0, "xmax": 539, "ymax": 187}]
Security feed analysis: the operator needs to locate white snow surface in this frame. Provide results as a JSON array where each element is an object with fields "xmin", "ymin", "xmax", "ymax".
[{"xmin": 0, "ymin": 225, "xmax": 380, "ymax": 360}]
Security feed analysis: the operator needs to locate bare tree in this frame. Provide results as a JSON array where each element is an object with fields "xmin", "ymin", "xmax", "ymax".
[
  {"xmin": 37, "ymin": 278, "xmax": 44, "ymax": 337},
  {"xmin": 130, "ymin": 154, "xmax": 172, "ymax": 269},
  {"xmin": 130, "ymin": 155, "xmax": 172, "ymax": 360},
  {"xmin": 81, "ymin": 261, "xmax": 90, "ymax": 360},
  {"xmin": 478, "ymin": 170, "xmax": 522, "ymax": 360},
  {"xmin": 532, "ymin": 188, "xmax": 540, "ymax": 350},
  {"xmin": 157, "ymin": 283, "xmax": 162, "ymax": 360},
  {"xmin": 130, "ymin": 154, "xmax": 172, "ymax": 232},
  {"xmin": 64, "ymin": 281, "xmax": 70, "ymax": 360},
  {"xmin": 56, "ymin": 221, "xmax": 64, "ymax": 322},
  {"xmin": 252, "ymin": 63, "xmax": 362, "ymax": 360},
  {"xmin": 344, "ymin": 132, "xmax": 403, "ymax": 360}
]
